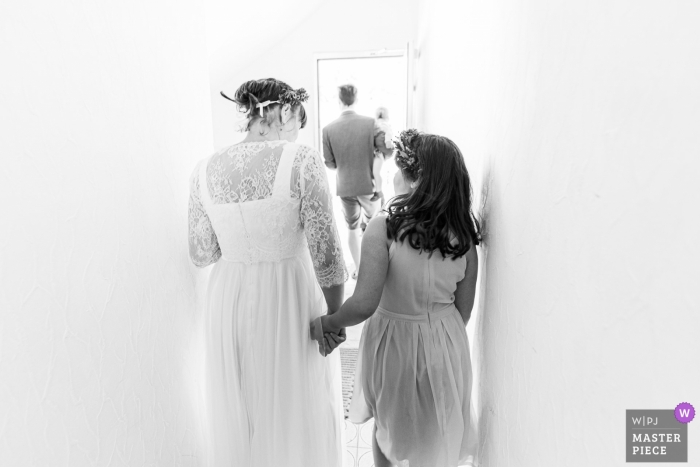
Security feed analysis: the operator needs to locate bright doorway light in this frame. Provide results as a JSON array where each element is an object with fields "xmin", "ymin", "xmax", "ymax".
[{"xmin": 314, "ymin": 46, "xmax": 414, "ymax": 200}]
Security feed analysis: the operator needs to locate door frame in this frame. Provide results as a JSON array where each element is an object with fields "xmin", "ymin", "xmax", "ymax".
[{"xmin": 312, "ymin": 44, "xmax": 415, "ymax": 151}]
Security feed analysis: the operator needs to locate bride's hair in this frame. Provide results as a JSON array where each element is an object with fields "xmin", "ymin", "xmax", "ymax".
[
  {"xmin": 230, "ymin": 78, "xmax": 307, "ymax": 132},
  {"xmin": 386, "ymin": 133, "xmax": 481, "ymax": 259}
]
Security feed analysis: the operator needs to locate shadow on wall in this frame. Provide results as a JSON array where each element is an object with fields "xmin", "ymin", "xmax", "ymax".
[{"xmin": 473, "ymin": 152, "xmax": 495, "ymax": 462}]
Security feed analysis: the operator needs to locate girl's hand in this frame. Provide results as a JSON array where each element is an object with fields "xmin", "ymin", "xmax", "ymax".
[
  {"xmin": 334, "ymin": 327, "xmax": 347, "ymax": 345},
  {"xmin": 311, "ymin": 317, "xmax": 346, "ymax": 356},
  {"xmin": 320, "ymin": 315, "xmax": 340, "ymax": 334},
  {"xmin": 323, "ymin": 329, "xmax": 346, "ymax": 355}
]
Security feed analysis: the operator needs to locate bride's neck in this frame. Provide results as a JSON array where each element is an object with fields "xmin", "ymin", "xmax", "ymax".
[{"xmin": 241, "ymin": 121, "xmax": 283, "ymax": 143}]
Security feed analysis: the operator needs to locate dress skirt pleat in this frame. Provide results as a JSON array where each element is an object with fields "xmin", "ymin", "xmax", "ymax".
[
  {"xmin": 203, "ymin": 253, "xmax": 343, "ymax": 467},
  {"xmin": 349, "ymin": 305, "xmax": 477, "ymax": 467}
]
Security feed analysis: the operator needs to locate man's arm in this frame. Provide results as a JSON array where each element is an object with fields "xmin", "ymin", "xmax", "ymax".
[{"xmin": 322, "ymin": 128, "xmax": 336, "ymax": 169}]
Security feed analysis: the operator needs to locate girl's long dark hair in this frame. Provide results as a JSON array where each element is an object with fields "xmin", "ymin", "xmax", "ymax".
[{"xmin": 386, "ymin": 133, "xmax": 481, "ymax": 259}]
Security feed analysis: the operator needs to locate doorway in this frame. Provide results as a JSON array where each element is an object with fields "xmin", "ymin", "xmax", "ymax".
[{"xmin": 313, "ymin": 46, "xmax": 414, "ymax": 202}]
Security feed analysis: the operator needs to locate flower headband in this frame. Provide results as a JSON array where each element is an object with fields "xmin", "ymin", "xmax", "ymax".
[
  {"xmin": 393, "ymin": 128, "xmax": 421, "ymax": 180},
  {"xmin": 251, "ymin": 88, "xmax": 310, "ymax": 116},
  {"xmin": 220, "ymin": 87, "xmax": 310, "ymax": 117},
  {"xmin": 279, "ymin": 88, "xmax": 309, "ymax": 107}
]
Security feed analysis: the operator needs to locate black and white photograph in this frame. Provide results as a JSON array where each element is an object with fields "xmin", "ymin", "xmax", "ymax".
[{"xmin": 1, "ymin": 1, "xmax": 698, "ymax": 466}]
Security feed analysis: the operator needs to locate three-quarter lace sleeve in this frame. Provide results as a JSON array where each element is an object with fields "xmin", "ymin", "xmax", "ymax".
[
  {"xmin": 188, "ymin": 164, "xmax": 221, "ymax": 267},
  {"xmin": 296, "ymin": 146, "xmax": 348, "ymax": 288}
]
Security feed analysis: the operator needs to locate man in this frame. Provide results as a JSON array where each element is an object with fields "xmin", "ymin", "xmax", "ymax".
[{"xmin": 322, "ymin": 84, "xmax": 393, "ymax": 279}]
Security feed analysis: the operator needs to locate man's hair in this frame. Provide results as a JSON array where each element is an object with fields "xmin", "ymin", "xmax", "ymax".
[{"xmin": 338, "ymin": 84, "xmax": 357, "ymax": 106}]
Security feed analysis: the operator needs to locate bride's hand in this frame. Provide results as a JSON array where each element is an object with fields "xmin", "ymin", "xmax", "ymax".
[
  {"xmin": 310, "ymin": 317, "xmax": 327, "ymax": 356},
  {"xmin": 310, "ymin": 317, "xmax": 347, "ymax": 356}
]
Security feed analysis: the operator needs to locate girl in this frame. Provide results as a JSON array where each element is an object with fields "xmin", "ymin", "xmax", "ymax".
[{"xmin": 313, "ymin": 130, "xmax": 481, "ymax": 467}]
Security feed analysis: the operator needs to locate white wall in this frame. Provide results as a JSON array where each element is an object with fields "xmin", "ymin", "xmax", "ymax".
[
  {"xmin": 415, "ymin": 1, "xmax": 700, "ymax": 465},
  {"xmin": 210, "ymin": 0, "xmax": 419, "ymax": 149},
  {"xmin": 3, "ymin": 0, "xmax": 698, "ymax": 465},
  {"xmin": 205, "ymin": 0, "xmax": 327, "ymax": 93},
  {"xmin": 0, "ymin": 1, "xmax": 212, "ymax": 465}
]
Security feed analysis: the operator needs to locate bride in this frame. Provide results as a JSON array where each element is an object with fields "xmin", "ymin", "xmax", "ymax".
[{"xmin": 188, "ymin": 78, "xmax": 348, "ymax": 466}]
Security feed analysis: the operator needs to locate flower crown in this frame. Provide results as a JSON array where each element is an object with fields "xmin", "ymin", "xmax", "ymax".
[
  {"xmin": 249, "ymin": 88, "xmax": 309, "ymax": 117},
  {"xmin": 279, "ymin": 88, "xmax": 309, "ymax": 106},
  {"xmin": 220, "ymin": 87, "xmax": 310, "ymax": 118},
  {"xmin": 393, "ymin": 129, "xmax": 421, "ymax": 179}
]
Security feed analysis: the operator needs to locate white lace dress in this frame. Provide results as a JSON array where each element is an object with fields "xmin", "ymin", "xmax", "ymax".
[{"xmin": 188, "ymin": 140, "xmax": 347, "ymax": 467}]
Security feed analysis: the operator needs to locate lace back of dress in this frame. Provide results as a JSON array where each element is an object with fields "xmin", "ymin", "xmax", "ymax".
[
  {"xmin": 189, "ymin": 140, "xmax": 347, "ymax": 287},
  {"xmin": 199, "ymin": 142, "xmax": 306, "ymax": 264}
]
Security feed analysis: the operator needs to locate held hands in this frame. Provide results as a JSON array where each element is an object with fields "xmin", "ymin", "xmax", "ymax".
[
  {"xmin": 310, "ymin": 316, "xmax": 346, "ymax": 356},
  {"xmin": 323, "ymin": 328, "xmax": 346, "ymax": 356}
]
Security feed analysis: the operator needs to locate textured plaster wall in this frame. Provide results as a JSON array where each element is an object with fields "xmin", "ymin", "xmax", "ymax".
[
  {"xmin": 0, "ymin": 1, "xmax": 212, "ymax": 465},
  {"xmin": 415, "ymin": 1, "xmax": 700, "ymax": 465},
  {"xmin": 210, "ymin": 0, "xmax": 420, "ymax": 149}
]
